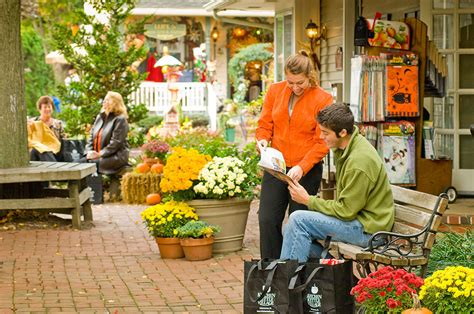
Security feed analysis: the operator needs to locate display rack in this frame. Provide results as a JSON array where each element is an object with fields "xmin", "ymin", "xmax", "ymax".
[{"xmin": 359, "ymin": 18, "xmax": 452, "ymax": 196}]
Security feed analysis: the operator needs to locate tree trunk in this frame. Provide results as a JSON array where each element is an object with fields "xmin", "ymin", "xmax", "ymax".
[{"xmin": 0, "ymin": 0, "xmax": 29, "ymax": 168}]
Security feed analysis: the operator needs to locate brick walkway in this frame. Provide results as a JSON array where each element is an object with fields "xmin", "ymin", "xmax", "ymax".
[{"xmin": 0, "ymin": 201, "xmax": 261, "ymax": 313}]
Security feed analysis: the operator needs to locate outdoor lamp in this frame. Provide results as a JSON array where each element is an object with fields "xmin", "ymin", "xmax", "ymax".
[
  {"xmin": 211, "ymin": 26, "xmax": 219, "ymax": 60},
  {"xmin": 305, "ymin": 19, "xmax": 326, "ymax": 43},
  {"xmin": 305, "ymin": 19, "xmax": 327, "ymax": 71}
]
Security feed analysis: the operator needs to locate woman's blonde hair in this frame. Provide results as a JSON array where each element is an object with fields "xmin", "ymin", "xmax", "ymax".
[
  {"xmin": 105, "ymin": 91, "xmax": 128, "ymax": 118},
  {"xmin": 284, "ymin": 50, "xmax": 318, "ymax": 86}
]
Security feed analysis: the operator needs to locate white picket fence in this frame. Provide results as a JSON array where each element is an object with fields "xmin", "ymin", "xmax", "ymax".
[{"xmin": 130, "ymin": 82, "xmax": 218, "ymax": 130}]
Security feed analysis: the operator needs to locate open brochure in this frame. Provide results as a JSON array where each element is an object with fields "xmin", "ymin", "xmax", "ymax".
[{"xmin": 257, "ymin": 142, "xmax": 295, "ymax": 184}]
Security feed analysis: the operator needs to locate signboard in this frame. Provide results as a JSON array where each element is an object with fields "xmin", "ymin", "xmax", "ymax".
[{"xmin": 145, "ymin": 19, "xmax": 186, "ymax": 40}]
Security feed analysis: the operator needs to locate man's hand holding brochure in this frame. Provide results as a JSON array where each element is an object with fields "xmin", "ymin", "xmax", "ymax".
[{"xmin": 257, "ymin": 141, "xmax": 295, "ymax": 184}]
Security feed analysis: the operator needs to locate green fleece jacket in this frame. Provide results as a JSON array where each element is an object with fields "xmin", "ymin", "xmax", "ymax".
[{"xmin": 308, "ymin": 126, "xmax": 394, "ymax": 234}]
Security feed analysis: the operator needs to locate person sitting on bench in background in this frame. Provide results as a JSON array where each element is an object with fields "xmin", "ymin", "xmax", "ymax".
[
  {"xmin": 84, "ymin": 91, "xmax": 129, "ymax": 175},
  {"xmin": 28, "ymin": 95, "xmax": 65, "ymax": 162},
  {"xmin": 280, "ymin": 103, "xmax": 395, "ymax": 262}
]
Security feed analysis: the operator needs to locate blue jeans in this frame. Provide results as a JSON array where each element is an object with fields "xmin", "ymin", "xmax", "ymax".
[{"xmin": 280, "ymin": 210, "xmax": 373, "ymax": 262}]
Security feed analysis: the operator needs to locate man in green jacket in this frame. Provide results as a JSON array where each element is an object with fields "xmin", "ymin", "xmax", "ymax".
[{"xmin": 280, "ymin": 103, "xmax": 394, "ymax": 262}]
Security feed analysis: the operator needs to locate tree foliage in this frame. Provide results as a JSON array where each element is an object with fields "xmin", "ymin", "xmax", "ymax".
[
  {"xmin": 52, "ymin": 0, "xmax": 147, "ymax": 137},
  {"xmin": 21, "ymin": 23, "xmax": 56, "ymax": 117},
  {"xmin": 228, "ymin": 43, "xmax": 273, "ymax": 102}
]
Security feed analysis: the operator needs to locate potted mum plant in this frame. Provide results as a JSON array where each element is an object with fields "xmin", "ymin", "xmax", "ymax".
[
  {"xmin": 140, "ymin": 200, "xmax": 198, "ymax": 259},
  {"xmin": 141, "ymin": 139, "xmax": 170, "ymax": 166},
  {"xmin": 159, "ymin": 141, "xmax": 260, "ymax": 254},
  {"xmin": 351, "ymin": 266, "xmax": 424, "ymax": 313},
  {"xmin": 176, "ymin": 220, "xmax": 221, "ymax": 261},
  {"xmin": 419, "ymin": 266, "xmax": 473, "ymax": 313}
]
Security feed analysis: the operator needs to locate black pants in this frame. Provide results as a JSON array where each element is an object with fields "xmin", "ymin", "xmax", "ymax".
[
  {"xmin": 30, "ymin": 148, "xmax": 59, "ymax": 162},
  {"xmin": 258, "ymin": 162, "xmax": 323, "ymax": 259}
]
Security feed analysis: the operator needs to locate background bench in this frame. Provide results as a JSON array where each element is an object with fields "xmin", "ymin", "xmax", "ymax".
[
  {"xmin": 0, "ymin": 161, "xmax": 96, "ymax": 229},
  {"xmin": 330, "ymin": 185, "xmax": 449, "ymax": 278}
]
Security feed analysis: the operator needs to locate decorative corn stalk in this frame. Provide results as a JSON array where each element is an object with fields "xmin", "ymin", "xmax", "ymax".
[{"xmin": 121, "ymin": 172, "xmax": 161, "ymax": 204}]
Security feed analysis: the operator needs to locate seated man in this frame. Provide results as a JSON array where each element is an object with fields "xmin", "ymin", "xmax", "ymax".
[{"xmin": 280, "ymin": 103, "xmax": 395, "ymax": 262}]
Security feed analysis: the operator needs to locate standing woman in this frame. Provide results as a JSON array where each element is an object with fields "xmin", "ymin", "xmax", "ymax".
[
  {"xmin": 85, "ymin": 91, "xmax": 129, "ymax": 175},
  {"xmin": 256, "ymin": 51, "xmax": 333, "ymax": 259}
]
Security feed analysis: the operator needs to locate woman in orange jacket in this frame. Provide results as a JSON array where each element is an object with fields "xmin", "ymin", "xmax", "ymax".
[{"xmin": 256, "ymin": 51, "xmax": 333, "ymax": 258}]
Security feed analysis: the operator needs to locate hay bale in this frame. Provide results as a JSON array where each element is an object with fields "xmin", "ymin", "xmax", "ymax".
[{"xmin": 121, "ymin": 172, "xmax": 161, "ymax": 204}]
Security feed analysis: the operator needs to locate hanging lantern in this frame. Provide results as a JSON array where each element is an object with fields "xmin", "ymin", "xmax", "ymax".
[{"xmin": 233, "ymin": 27, "xmax": 247, "ymax": 38}]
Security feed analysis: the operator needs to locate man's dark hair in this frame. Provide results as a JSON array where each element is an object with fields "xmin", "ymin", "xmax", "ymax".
[{"xmin": 317, "ymin": 103, "xmax": 355, "ymax": 137}]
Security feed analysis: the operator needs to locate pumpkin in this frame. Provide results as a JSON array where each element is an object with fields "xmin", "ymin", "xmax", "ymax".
[
  {"xmin": 150, "ymin": 163, "xmax": 164, "ymax": 174},
  {"xmin": 402, "ymin": 293, "xmax": 432, "ymax": 314},
  {"xmin": 136, "ymin": 162, "xmax": 150, "ymax": 173},
  {"xmin": 146, "ymin": 193, "xmax": 161, "ymax": 205}
]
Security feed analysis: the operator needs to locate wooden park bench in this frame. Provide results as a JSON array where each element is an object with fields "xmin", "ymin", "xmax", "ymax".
[
  {"xmin": 0, "ymin": 161, "xmax": 96, "ymax": 229},
  {"xmin": 329, "ymin": 185, "xmax": 449, "ymax": 278}
]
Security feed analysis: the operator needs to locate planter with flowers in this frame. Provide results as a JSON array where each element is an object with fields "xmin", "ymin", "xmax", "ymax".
[
  {"xmin": 419, "ymin": 266, "xmax": 473, "ymax": 313},
  {"xmin": 140, "ymin": 200, "xmax": 198, "ymax": 259},
  {"xmin": 176, "ymin": 220, "xmax": 221, "ymax": 261},
  {"xmin": 141, "ymin": 139, "xmax": 170, "ymax": 166},
  {"xmin": 351, "ymin": 266, "xmax": 425, "ymax": 313},
  {"xmin": 159, "ymin": 143, "xmax": 260, "ymax": 253}
]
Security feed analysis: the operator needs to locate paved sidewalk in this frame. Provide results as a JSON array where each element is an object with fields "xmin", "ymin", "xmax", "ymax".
[{"xmin": 0, "ymin": 201, "xmax": 262, "ymax": 313}]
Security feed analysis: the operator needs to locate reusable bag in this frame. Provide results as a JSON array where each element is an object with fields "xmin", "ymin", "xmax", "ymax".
[
  {"xmin": 244, "ymin": 259, "xmax": 302, "ymax": 314},
  {"xmin": 60, "ymin": 139, "xmax": 86, "ymax": 162},
  {"xmin": 290, "ymin": 260, "xmax": 355, "ymax": 313}
]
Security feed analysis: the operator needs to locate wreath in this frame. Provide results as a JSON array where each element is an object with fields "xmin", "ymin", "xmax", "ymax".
[{"xmin": 228, "ymin": 43, "xmax": 273, "ymax": 102}]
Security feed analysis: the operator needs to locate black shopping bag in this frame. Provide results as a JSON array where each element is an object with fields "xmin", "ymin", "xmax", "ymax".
[
  {"xmin": 244, "ymin": 259, "xmax": 302, "ymax": 314},
  {"xmin": 86, "ymin": 172, "xmax": 103, "ymax": 204},
  {"xmin": 60, "ymin": 139, "xmax": 86, "ymax": 162},
  {"xmin": 290, "ymin": 260, "xmax": 355, "ymax": 313}
]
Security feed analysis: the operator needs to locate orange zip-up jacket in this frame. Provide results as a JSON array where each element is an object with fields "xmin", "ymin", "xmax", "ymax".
[{"xmin": 256, "ymin": 81, "xmax": 333, "ymax": 175}]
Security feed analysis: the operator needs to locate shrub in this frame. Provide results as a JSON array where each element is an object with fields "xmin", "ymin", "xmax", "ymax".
[{"xmin": 426, "ymin": 230, "xmax": 473, "ymax": 275}]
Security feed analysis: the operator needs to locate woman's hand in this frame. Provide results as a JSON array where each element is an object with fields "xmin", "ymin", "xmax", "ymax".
[
  {"xmin": 288, "ymin": 180, "xmax": 310, "ymax": 206},
  {"xmin": 256, "ymin": 139, "xmax": 268, "ymax": 154},
  {"xmin": 86, "ymin": 150, "xmax": 100, "ymax": 160},
  {"xmin": 287, "ymin": 165, "xmax": 303, "ymax": 182}
]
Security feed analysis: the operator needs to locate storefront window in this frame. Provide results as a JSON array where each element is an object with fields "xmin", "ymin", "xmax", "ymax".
[
  {"xmin": 274, "ymin": 11, "xmax": 293, "ymax": 81},
  {"xmin": 433, "ymin": 14, "xmax": 453, "ymax": 49},
  {"xmin": 460, "ymin": 0, "xmax": 474, "ymax": 8},
  {"xmin": 433, "ymin": 0, "xmax": 455, "ymax": 8},
  {"xmin": 434, "ymin": 96, "xmax": 454, "ymax": 129},
  {"xmin": 459, "ymin": 95, "xmax": 474, "ymax": 128},
  {"xmin": 460, "ymin": 135, "xmax": 474, "ymax": 168},
  {"xmin": 459, "ymin": 14, "xmax": 474, "ymax": 48},
  {"xmin": 435, "ymin": 133, "xmax": 454, "ymax": 160},
  {"xmin": 275, "ymin": 16, "xmax": 283, "ymax": 81},
  {"xmin": 459, "ymin": 54, "xmax": 474, "ymax": 87},
  {"xmin": 446, "ymin": 54, "xmax": 454, "ymax": 90}
]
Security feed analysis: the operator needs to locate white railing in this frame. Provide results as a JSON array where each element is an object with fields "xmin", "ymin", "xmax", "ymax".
[{"xmin": 130, "ymin": 82, "xmax": 217, "ymax": 130}]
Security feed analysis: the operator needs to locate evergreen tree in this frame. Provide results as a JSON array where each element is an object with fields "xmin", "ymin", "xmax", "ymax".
[{"xmin": 52, "ymin": 0, "xmax": 147, "ymax": 137}]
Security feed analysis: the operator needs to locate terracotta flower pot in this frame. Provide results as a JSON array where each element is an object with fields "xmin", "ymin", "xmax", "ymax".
[
  {"xmin": 155, "ymin": 237, "xmax": 184, "ymax": 259},
  {"xmin": 180, "ymin": 237, "xmax": 214, "ymax": 261}
]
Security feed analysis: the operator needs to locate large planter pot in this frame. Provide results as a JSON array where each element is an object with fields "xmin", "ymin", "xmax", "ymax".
[
  {"xmin": 186, "ymin": 198, "xmax": 251, "ymax": 254},
  {"xmin": 180, "ymin": 237, "xmax": 214, "ymax": 261},
  {"xmin": 155, "ymin": 237, "xmax": 184, "ymax": 259}
]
